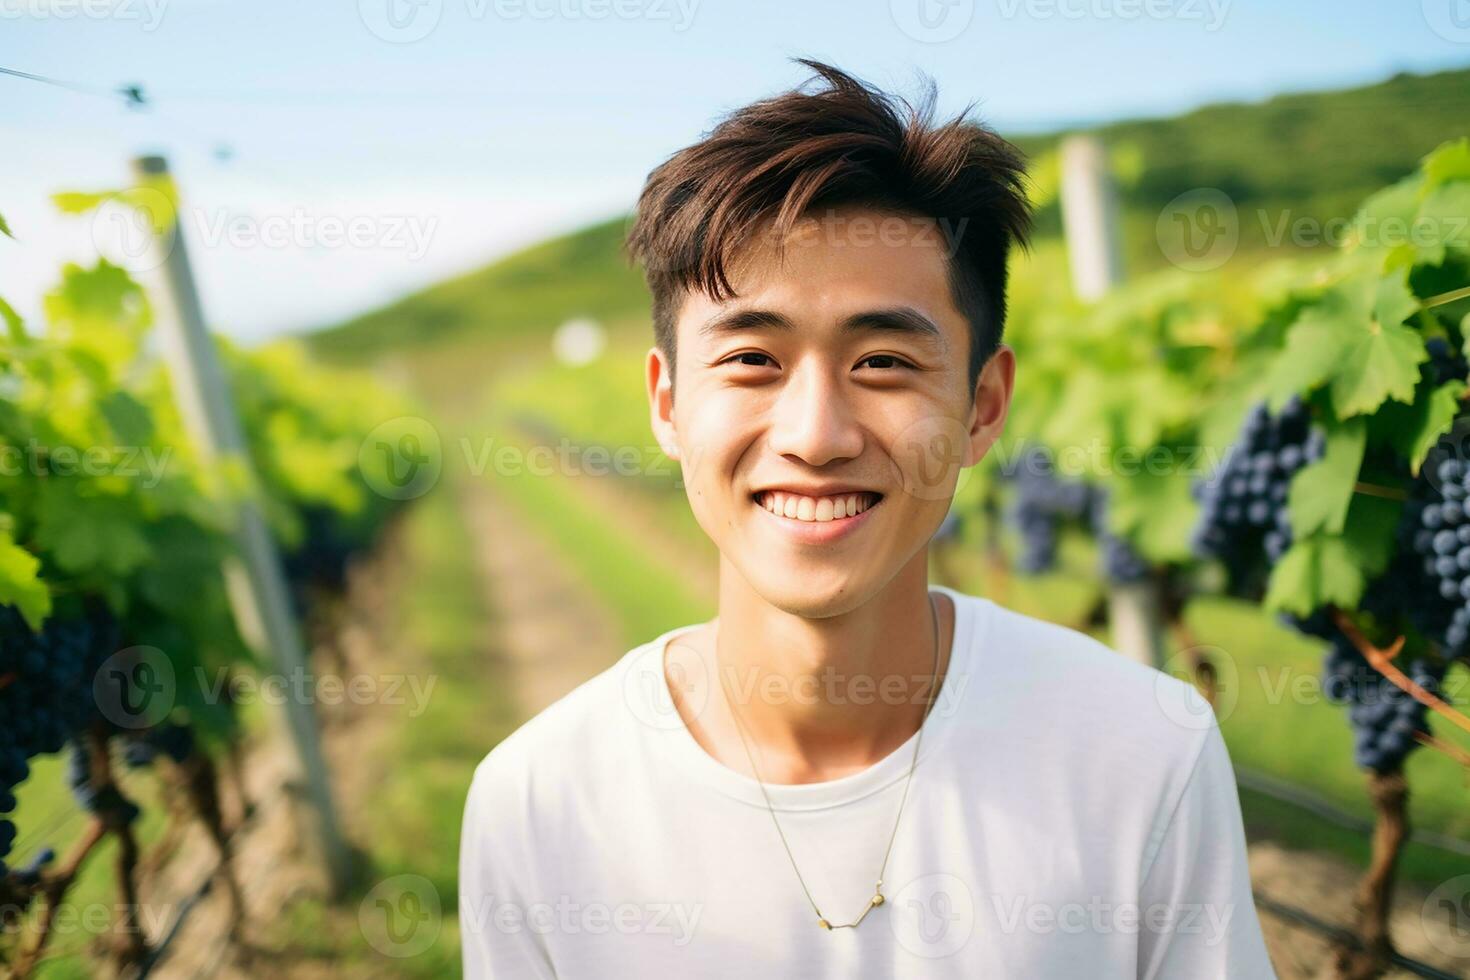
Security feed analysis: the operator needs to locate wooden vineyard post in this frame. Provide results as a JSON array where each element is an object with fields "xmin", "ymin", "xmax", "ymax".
[
  {"xmin": 1059, "ymin": 135, "xmax": 1164, "ymax": 669},
  {"xmin": 128, "ymin": 155, "xmax": 352, "ymax": 896}
]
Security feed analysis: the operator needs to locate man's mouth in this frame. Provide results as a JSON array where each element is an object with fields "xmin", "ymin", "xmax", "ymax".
[{"xmin": 752, "ymin": 490, "xmax": 883, "ymax": 523}]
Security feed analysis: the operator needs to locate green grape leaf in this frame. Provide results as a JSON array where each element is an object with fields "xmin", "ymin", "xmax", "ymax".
[
  {"xmin": 0, "ymin": 531, "xmax": 51, "ymax": 629},
  {"xmin": 1422, "ymin": 137, "xmax": 1470, "ymax": 189},
  {"xmin": 34, "ymin": 483, "xmax": 152, "ymax": 577},
  {"xmin": 52, "ymin": 190, "xmax": 118, "ymax": 215},
  {"xmin": 1104, "ymin": 469, "xmax": 1197, "ymax": 564},
  {"xmin": 99, "ymin": 391, "xmax": 155, "ymax": 446},
  {"xmin": 1332, "ymin": 321, "xmax": 1426, "ymax": 418},
  {"xmin": 1400, "ymin": 381, "xmax": 1466, "ymax": 473},
  {"xmin": 1288, "ymin": 416, "xmax": 1365, "ymax": 539},
  {"xmin": 1413, "ymin": 181, "xmax": 1470, "ymax": 267},
  {"xmin": 1264, "ymin": 311, "xmax": 1344, "ymax": 408},
  {"xmin": 1349, "ymin": 176, "xmax": 1422, "ymax": 265},
  {"xmin": 1341, "ymin": 492, "xmax": 1403, "ymax": 580},
  {"xmin": 0, "ymin": 211, "xmax": 12, "ymax": 239},
  {"xmin": 0, "ymin": 294, "xmax": 24, "ymax": 342},
  {"xmin": 1265, "ymin": 270, "xmax": 1425, "ymax": 418},
  {"xmin": 1264, "ymin": 535, "xmax": 1365, "ymax": 617},
  {"xmin": 1374, "ymin": 267, "xmax": 1419, "ymax": 330}
]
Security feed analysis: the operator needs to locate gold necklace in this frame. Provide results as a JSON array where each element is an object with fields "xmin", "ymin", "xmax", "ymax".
[{"xmin": 715, "ymin": 591, "xmax": 942, "ymax": 931}]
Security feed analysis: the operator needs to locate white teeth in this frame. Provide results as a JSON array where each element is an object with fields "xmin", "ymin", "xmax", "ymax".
[{"xmin": 759, "ymin": 491, "xmax": 877, "ymax": 523}]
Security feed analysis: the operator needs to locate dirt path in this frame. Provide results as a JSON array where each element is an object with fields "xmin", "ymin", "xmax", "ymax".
[
  {"xmin": 139, "ymin": 533, "xmax": 412, "ymax": 980},
  {"xmin": 97, "ymin": 466, "xmax": 1470, "ymax": 980},
  {"xmin": 455, "ymin": 478, "xmax": 627, "ymax": 717},
  {"xmin": 1249, "ymin": 840, "xmax": 1467, "ymax": 979}
]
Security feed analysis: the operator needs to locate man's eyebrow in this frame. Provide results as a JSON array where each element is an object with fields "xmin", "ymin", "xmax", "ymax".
[
  {"xmin": 697, "ymin": 308, "xmax": 794, "ymax": 339},
  {"xmin": 840, "ymin": 308, "xmax": 945, "ymax": 345},
  {"xmin": 697, "ymin": 306, "xmax": 945, "ymax": 345}
]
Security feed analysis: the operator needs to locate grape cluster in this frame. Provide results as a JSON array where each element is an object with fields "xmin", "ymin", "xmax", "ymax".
[
  {"xmin": 1004, "ymin": 447, "xmax": 1151, "ymax": 583},
  {"xmin": 1005, "ymin": 447, "xmax": 1093, "ymax": 573},
  {"xmin": 1090, "ymin": 491, "xmax": 1150, "ymax": 584},
  {"xmin": 0, "ymin": 605, "xmax": 118, "ymax": 876},
  {"xmin": 1425, "ymin": 336, "xmax": 1469, "ymax": 386},
  {"xmin": 282, "ymin": 504, "xmax": 366, "ymax": 606},
  {"xmin": 1400, "ymin": 450, "xmax": 1470, "ymax": 660},
  {"xmin": 1323, "ymin": 637, "xmax": 1447, "ymax": 772},
  {"xmin": 1192, "ymin": 397, "xmax": 1325, "ymax": 584}
]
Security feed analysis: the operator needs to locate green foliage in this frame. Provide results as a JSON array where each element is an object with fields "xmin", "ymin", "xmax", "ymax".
[
  {"xmin": 0, "ymin": 186, "xmax": 415, "ymax": 734},
  {"xmin": 1256, "ymin": 139, "xmax": 1470, "ymax": 618}
]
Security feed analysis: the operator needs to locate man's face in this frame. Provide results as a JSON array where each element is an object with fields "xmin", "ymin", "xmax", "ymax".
[{"xmin": 646, "ymin": 206, "xmax": 1013, "ymax": 616}]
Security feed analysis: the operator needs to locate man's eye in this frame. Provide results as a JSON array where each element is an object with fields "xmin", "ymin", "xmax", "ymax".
[
  {"xmin": 859, "ymin": 354, "xmax": 910, "ymax": 370},
  {"xmin": 724, "ymin": 352, "xmax": 774, "ymax": 367}
]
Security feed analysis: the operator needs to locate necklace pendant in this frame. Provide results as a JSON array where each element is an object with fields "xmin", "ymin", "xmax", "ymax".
[
  {"xmin": 817, "ymin": 918, "xmax": 831, "ymax": 930},
  {"xmin": 871, "ymin": 892, "xmax": 885, "ymax": 907}
]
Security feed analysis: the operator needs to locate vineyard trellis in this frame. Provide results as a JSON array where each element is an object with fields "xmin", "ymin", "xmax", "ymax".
[
  {"xmin": 984, "ymin": 137, "xmax": 1470, "ymax": 977},
  {"xmin": 0, "ymin": 170, "xmax": 420, "ymax": 976}
]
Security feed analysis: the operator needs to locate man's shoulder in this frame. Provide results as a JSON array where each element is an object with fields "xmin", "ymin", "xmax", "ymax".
[{"xmin": 967, "ymin": 595, "xmax": 1215, "ymax": 764}]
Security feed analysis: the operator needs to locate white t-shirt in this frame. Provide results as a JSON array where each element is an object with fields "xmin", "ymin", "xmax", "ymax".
[{"xmin": 459, "ymin": 585, "xmax": 1276, "ymax": 978}]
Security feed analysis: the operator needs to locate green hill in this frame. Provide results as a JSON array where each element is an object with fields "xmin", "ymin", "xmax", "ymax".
[
  {"xmin": 308, "ymin": 215, "xmax": 648, "ymax": 361},
  {"xmin": 308, "ymin": 65, "xmax": 1470, "ymax": 361},
  {"xmin": 1016, "ymin": 66, "xmax": 1470, "ymax": 255}
]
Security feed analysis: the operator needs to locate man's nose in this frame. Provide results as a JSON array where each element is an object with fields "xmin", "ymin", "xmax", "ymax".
[{"xmin": 765, "ymin": 361, "xmax": 864, "ymax": 466}]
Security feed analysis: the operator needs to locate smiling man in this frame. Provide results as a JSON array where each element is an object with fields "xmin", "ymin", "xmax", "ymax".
[{"xmin": 459, "ymin": 60, "xmax": 1275, "ymax": 978}]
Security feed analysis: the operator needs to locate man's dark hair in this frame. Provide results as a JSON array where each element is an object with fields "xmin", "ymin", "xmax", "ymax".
[{"xmin": 625, "ymin": 59, "xmax": 1033, "ymax": 394}]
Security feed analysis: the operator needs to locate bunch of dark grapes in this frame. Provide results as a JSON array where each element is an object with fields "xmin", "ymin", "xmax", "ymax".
[
  {"xmin": 0, "ymin": 603, "xmax": 118, "ymax": 876},
  {"xmin": 1088, "ymin": 491, "xmax": 1150, "ymax": 584},
  {"xmin": 1004, "ymin": 446, "xmax": 1093, "ymax": 574},
  {"xmin": 1323, "ymin": 637, "xmax": 1447, "ymax": 772},
  {"xmin": 1192, "ymin": 396, "xmax": 1325, "ymax": 587},
  {"xmin": 282, "ymin": 504, "xmax": 367, "ymax": 609},
  {"xmin": 1399, "ymin": 449, "xmax": 1470, "ymax": 660},
  {"xmin": 1004, "ymin": 446, "xmax": 1152, "ymax": 583},
  {"xmin": 1424, "ymin": 337, "xmax": 1469, "ymax": 386}
]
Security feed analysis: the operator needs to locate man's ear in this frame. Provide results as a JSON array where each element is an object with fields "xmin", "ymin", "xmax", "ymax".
[
  {"xmin": 646, "ymin": 345, "xmax": 680, "ymax": 461},
  {"xmin": 962, "ymin": 344, "xmax": 1015, "ymax": 467}
]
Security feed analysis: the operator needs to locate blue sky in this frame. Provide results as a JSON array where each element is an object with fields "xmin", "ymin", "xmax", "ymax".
[{"xmin": 2, "ymin": 0, "xmax": 1468, "ymax": 340}]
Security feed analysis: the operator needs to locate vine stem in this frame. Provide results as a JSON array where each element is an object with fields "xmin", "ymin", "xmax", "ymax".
[
  {"xmin": 10, "ymin": 819, "xmax": 108, "ymax": 978},
  {"xmin": 1421, "ymin": 284, "xmax": 1470, "ymax": 309},
  {"xmin": 1414, "ymin": 731, "xmax": 1470, "ymax": 776},
  {"xmin": 1328, "ymin": 608, "xmax": 1470, "ymax": 738},
  {"xmin": 1350, "ymin": 481, "xmax": 1407, "ymax": 502}
]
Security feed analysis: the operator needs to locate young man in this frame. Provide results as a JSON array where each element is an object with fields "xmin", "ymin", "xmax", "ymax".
[{"xmin": 460, "ymin": 61, "xmax": 1275, "ymax": 978}]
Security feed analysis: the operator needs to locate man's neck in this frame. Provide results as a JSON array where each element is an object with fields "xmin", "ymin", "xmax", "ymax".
[{"xmin": 665, "ymin": 553, "xmax": 954, "ymax": 785}]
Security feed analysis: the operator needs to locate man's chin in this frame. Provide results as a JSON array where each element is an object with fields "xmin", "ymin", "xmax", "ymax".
[{"xmin": 740, "ymin": 565, "xmax": 879, "ymax": 620}]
